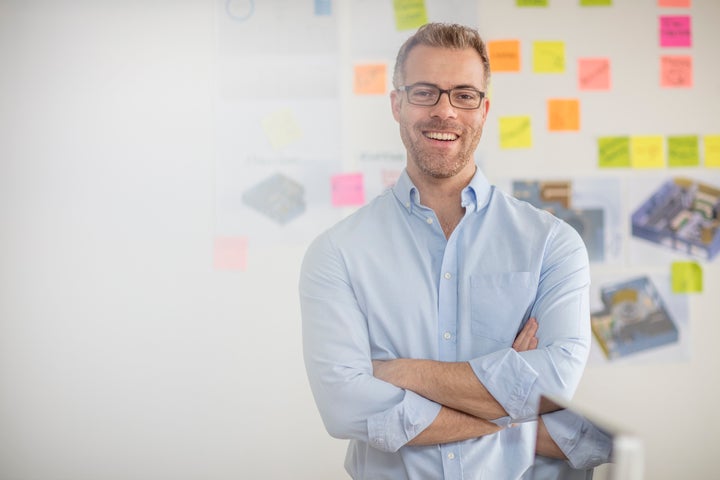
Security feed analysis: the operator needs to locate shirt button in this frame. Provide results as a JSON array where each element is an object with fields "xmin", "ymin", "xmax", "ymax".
[
  {"xmin": 443, "ymin": 332, "xmax": 452, "ymax": 340},
  {"xmin": 426, "ymin": 217, "xmax": 433, "ymax": 224},
  {"xmin": 444, "ymin": 272, "xmax": 452, "ymax": 280},
  {"xmin": 447, "ymin": 452, "xmax": 455, "ymax": 460},
  {"xmin": 405, "ymin": 201, "xmax": 411, "ymax": 208}
]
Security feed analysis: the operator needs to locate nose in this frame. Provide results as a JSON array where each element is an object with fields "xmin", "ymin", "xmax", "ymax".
[{"xmin": 429, "ymin": 91, "xmax": 457, "ymax": 119}]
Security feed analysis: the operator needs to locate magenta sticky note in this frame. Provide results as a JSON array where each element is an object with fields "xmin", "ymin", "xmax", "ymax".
[
  {"xmin": 660, "ymin": 15, "xmax": 691, "ymax": 47},
  {"xmin": 331, "ymin": 173, "xmax": 365, "ymax": 206}
]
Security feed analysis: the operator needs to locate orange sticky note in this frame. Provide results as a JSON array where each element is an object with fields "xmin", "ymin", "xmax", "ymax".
[
  {"xmin": 631, "ymin": 136, "xmax": 665, "ymax": 168},
  {"xmin": 661, "ymin": 55, "xmax": 692, "ymax": 88},
  {"xmin": 659, "ymin": 0, "xmax": 690, "ymax": 6},
  {"xmin": 354, "ymin": 63, "xmax": 387, "ymax": 95},
  {"xmin": 488, "ymin": 40, "xmax": 521, "ymax": 72},
  {"xmin": 213, "ymin": 237, "xmax": 248, "ymax": 271},
  {"xmin": 548, "ymin": 99, "xmax": 580, "ymax": 131},
  {"xmin": 578, "ymin": 58, "xmax": 610, "ymax": 90}
]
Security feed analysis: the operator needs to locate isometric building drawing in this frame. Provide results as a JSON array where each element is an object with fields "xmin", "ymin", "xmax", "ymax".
[
  {"xmin": 242, "ymin": 172, "xmax": 306, "ymax": 225},
  {"xmin": 591, "ymin": 276, "xmax": 679, "ymax": 360},
  {"xmin": 513, "ymin": 180, "xmax": 605, "ymax": 262},
  {"xmin": 631, "ymin": 177, "xmax": 720, "ymax": 261}
]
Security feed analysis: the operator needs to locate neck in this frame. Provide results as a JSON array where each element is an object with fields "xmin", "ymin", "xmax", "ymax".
[{"xmin": 408, "ymin": 163, "xmax": 476, "ymax": 238}]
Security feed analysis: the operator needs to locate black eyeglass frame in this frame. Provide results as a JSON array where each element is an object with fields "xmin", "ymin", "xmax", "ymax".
[{"xmin": 397, "ymin": 82, "xmax": 486, "ymax": 110}]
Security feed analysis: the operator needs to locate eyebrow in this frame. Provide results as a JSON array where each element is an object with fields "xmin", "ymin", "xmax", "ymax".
[{"xmin": 411, "ymin": 81, "xmax": 483, "ymax": 91}]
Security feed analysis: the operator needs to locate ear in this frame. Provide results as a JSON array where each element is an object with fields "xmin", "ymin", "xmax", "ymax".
[{"xmin": 390, "ymin": 89, "xmax": 402, "ymax": 122}]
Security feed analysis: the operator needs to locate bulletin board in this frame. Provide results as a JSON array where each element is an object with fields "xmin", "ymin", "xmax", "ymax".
[{"xmin": 214, "ymin": 0, "xmax": 720, "ymax": 366}]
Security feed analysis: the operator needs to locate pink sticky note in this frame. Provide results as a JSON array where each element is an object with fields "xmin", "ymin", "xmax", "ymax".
[
  {"xmin": 578, "ymin": 58, "xmax": 611, "ymax": 90},
  {"xmin": 331, "ymin": 173, "xmax": 365, "ymax": 206},
  {"xmin": 660, "ymin": 15, "xmax": 691, "ymax": 47},
  {"xmin": 213, "ymin": 237, "xmax": 247, "ymax": 271},
  {"xmin": 661, "ymin": 55, "xmax": 692, "ymax": 87}
]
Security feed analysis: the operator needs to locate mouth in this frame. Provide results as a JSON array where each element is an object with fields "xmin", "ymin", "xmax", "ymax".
[{"xmin": 423, "ymin": 131, "xmax": 459, "ymax": 141}]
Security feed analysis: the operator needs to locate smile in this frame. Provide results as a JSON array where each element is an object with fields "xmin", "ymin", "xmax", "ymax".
[{"xmin": 424, "ymin": 131, "xmax": 458, "ymax": 141}]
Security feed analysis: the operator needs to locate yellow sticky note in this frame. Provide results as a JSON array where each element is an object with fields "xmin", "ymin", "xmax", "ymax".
[
  {"xmin": 704, "ymin": 135, "xmax": 720, "ymax": 167},
  {"xmin": 631, "ymin": 136, "xmax": 665, "ymax": 168},
  {"xmin": 354, "ymin": 63, "xmax": 387, "ymax": 95},
  {"xmin": 668, "ymin": 135, "xmax": 699, "ymax": 167},
  {"xmin": 533, "ymin": 41, "xmax": 565, "ymax": 73},
  {"xmin": 393, "ymin": 0, "xmax": 427, "ymax": 31},
  {"xmin": 499, "ymin": 116, "xmax": 532, "ymax": 149},
  {"xmin": 671, "ymin": 261, "xmax": 702, "ymax": 293},
  {"xmin": 548, "ymin": 99, "xmax": 580, "ymax": 131},
  {"xmin": 488, "ymin": 40, "xmax": 521, "ymax": 72},
  {"xmin": 261, "ymin": 108, "xmax": 302, "ymax": 150},
  {"xmin": 598, "ymin": 136, "xmax": 631, "ymax": 168}
]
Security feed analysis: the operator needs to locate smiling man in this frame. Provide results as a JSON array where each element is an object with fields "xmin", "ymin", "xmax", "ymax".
[{"xmin": 300, "ymin": 23, "xmax": 591, "ymax": 479}]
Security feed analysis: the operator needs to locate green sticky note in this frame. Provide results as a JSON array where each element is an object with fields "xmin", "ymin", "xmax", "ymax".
[
  {"xmin": 668, "ymin": 135, "xmax": 700, "ymax": 167},
  {"xmin": 671, "ymin": 261, "xmax": 703, "ymax": 293},
  {"xmin": 580, "ymin": 0, "xmax": 612, "ymax": 5},
  {"xmin": 704, "ymin": 135, "xmax": 720, "ymax": 167},
  {"xmin": 598, "ymin": 136, "xmax": 631, "ymax": 168},
  {"xmin": 499, "ymin": 116, "xmax": 532, "ymax": 149},
  {"xmin": 631, "ymin": 135, "xmax": 665, "ymax": 168},
  {"xmin": 517, "ymin": 0, "xmax": 548, "ymax": 6},
  {"xmin": 393, "ymin": 0, "xmax": 428, "ymax": 31},
  {"xmin": 533, "ymin": 41, "xmax": 565, "ymax": 73}
]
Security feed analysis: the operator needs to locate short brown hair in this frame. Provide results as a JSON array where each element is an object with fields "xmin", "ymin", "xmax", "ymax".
[{"xmin": 392, "ymin": 22, "xmax": 491, "ymax": 89}]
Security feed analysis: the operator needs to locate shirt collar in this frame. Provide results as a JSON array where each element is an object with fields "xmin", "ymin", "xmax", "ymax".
[{"xmin": 392, "ymin": 165, "xmax": 492, "ymax": 214}]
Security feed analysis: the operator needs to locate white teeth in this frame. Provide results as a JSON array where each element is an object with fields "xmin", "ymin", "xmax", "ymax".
[{"xmin": 425, "ymin": 132, "xmax": 458, "ymax": 141}]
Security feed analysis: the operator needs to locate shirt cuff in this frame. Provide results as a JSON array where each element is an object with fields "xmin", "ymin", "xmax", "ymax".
[
  {"xmin": 543, "ymin": 409, "xmax": 614, "ymax": 469},
  {"xmin": 468, "ymin": 348, "xmax": 539, "ymax": 422},
  {"xmin": 366, "ymin": 390, "xmax": 442, "ymax": 453}
]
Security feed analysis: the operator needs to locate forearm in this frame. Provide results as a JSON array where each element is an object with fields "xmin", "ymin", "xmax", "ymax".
[
  {"xmin": 408, "ymin": 405, "xmax": 503, "ymax": 446},
  {"xmin": 374, "ymin": 358, "xmax": 507, "ymax": 420},
  {"xmin": 535, "ymin": 416, "xmax": 566, "ymax": 459}
]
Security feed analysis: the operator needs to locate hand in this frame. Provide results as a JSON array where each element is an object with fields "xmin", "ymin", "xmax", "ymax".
[{"xmin": 512, "ymin": 317, "xmax": 538, "ymax": 352}]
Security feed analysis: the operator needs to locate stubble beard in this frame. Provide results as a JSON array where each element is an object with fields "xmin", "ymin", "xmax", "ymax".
[{"xmin": 400, "ymin": 122, "xmax": 482, "ymax": 179}]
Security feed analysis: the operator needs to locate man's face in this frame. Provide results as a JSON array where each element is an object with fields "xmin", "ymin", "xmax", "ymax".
[{"xmin": 391, "ymin": 45, "xmax": 490, "ymax": 180}]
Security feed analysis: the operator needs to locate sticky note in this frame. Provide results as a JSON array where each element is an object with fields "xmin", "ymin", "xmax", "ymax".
[
  {"xmin": 548, "ymin": 99, "xmax": 580, "ymax": 131},
  {"xmin": 704, "ymin": 135, "xmax": 720, "ymax": 167},
  {"xmin": 659, "ymin": 0, "xmax": 691, "ymax": 8},
  {"xmin": 331, "ymin": 173, "xmax": 365, "ymax": 206},
  {"xmin": 671, "ymin": 261, "xmax": 702, "ymax": 293},
  {"xmin": 213, "ymin": 237, "xmax": 248, "ymax": 271},
  {"xmin": 631, "ymin": 136, "xmax": 665, "ymax": 168},
  {"xmin": 488, "ymin": 40, "xmax": 521, "ymax": 72},
  {"xmin": 261, "ymin": 108, "xmax": 302, "ymax": 150},
  {"xmin": 533, "ymin": 41, "xmax": 565, "ymax": 73},
  {"xmin": 661, "ymin": 55, "xmax": 692, "ymax": 88},
  {"xmin": 578, "ymin": 58, "xmax": 611, "ymax": 90},
  {"xmin": 598, "ymin": 136, "xmax": 631, "ymax": 168},
  {"xmin": 499, "ymin": 116, "xmax": 532, "ymax": 149},
  {"xmin": 660, "ymin": 15, "xmax": 691, "ymax": 47},
  {"xmin": 668, "ymin": 135, "xmax": 699, "ymax": 167},
  {"xmin": 516, "ymin": 0, "xmax": 548, "ymax": 6},
  {"xmin": 581, "ymin": 0, "xmax": 612, "ymax": 5},
  {"xmin": 393, "ymin": 0, "xmax": 427, "ymax": 31},
  {"xmin": 354, "ymin": 63, "xmax": 387, "ymax": 95},
  {"xmin": 314, "ymin": 0, "xmax": 331, "ymax": 15}
]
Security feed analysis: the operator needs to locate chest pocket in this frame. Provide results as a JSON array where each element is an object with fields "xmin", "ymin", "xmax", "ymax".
[{"xmin": 470, "ymin": 272, "xmax": 534, "ymax": 343}]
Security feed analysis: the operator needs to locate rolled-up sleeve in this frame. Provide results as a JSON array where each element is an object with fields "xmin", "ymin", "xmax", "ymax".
[
  {"xmin": 300, "ymin": 232, "xmax": 441, "ymax": 452},
  {"xmin": 469, "ymin": 221, "xmax": 591, "ymax": 421}
]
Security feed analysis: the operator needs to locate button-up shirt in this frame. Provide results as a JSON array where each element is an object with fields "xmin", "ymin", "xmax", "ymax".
[{"xmin": 300, "ymin": 167, "xmax": 591, "ymax": 479}]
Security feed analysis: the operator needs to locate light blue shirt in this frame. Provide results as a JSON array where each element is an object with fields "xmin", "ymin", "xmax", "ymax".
[{"xmin": 300, "ymin": 167, "xmax": 591, "ymax": 480}]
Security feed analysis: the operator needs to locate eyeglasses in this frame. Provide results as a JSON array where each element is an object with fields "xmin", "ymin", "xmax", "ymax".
[{"xmin": 397, "ymin": 83, "xmax": 485, "ymax": 110}]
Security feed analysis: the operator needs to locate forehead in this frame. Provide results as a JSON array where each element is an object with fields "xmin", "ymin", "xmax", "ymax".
[{"xmin": 403, "ymin": 45, "xmax": 486, "ymax": 88}]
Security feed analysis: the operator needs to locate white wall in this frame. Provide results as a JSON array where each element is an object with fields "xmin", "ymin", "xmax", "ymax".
[{"xmin": 0, "ymin": 1, "xmax": 718, "ymax": 479}]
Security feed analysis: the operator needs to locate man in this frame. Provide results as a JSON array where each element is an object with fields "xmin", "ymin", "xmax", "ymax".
[{"xmin": 300, "ymin": 23, "xmax": 591, "ymax": 479}]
